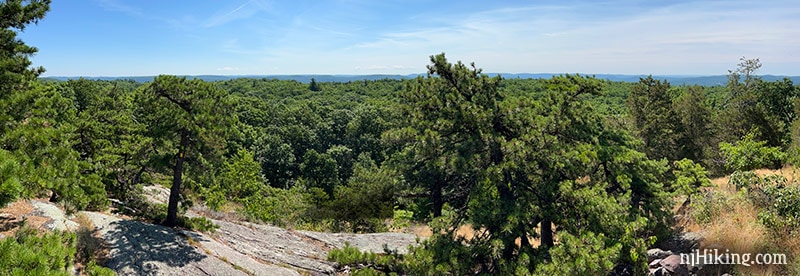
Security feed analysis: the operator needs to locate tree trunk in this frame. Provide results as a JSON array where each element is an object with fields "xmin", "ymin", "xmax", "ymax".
[
  {"xmin": 431, "ymin": 178, "xmax": 443, "ymax": 218},
  {"xmin": 49, "ymin": 190, "xmax": 58, "ymax": 202},
  {"xmin": 499, "ymin": 171, "xmax": 516, "ymax": 259},
  {"xmin": 165, "ymin": 129, "xmax": 189, "ymax": 227},
  {"xmin": 541, "ymin": 217, "xmax": 554, "ymax": 248}
]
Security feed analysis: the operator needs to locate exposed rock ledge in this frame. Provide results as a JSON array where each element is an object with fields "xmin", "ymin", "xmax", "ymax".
[{"xmin": 1, "ymin": 199, "xmax": 420, "ymax": 275}]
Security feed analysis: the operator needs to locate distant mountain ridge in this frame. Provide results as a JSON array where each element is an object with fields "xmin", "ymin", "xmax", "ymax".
[
  {"xmin": 42, "ymin": 74, "xmax": 800, "ymax": 86},
  {"xmin": 495, "ymin": 74, "xmax": 800, "ymax": 86}
]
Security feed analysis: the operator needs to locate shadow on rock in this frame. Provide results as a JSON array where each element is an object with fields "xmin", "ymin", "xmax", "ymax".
[
  {"xmin": 103, "ymin": 220, "xmax": 207, "ymax": 275},
  {"xmin": 0, "ymin": 215, "xmax": 22, "ymax": 232}
]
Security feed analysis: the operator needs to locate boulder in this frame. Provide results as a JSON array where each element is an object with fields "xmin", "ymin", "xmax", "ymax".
[
  {"xmin": 647, "ymin": 248, "xmax": 673, "ymax": 262},
  {"xmin": 659, "ymin": 232, "xmax": 705, "ymax": 253},
  {"xmin": 649, "ymin": 259, "xmax": 662, "ymax": 268},
  {"xmin": 650, "ymin": 267, "xmax": 667, "ymax": 276},
  {"xmin": 659, "ymin": 254, "xmax": 689, "ymax": 275}
]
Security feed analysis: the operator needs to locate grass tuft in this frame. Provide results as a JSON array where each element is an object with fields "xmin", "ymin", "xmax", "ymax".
[{"xmin": 688, "ymin": 168, "xmax": 800, "ymax": 275}]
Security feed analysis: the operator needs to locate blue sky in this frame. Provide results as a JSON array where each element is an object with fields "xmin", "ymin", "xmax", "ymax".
[{"xmin": 18, "ymin": 0, "xmax": 800, "ymax": 76}]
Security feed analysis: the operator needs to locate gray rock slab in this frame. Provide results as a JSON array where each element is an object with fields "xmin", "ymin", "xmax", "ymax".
[
  {"xmin": 81, "ymin": 212, "xmax": 247, "ymax": 276},
  {"xmin": 182, "ymin": 230, "xmax": 300, "ymax": 276},
  {"xmin": 30, "ymin": 200, "xmax": 78, "ymax": 231},
  {"xmin": 297, "ymin": 231, "xmax": 419, "ymax": 254},
  {"xmin": 142, "ymin": 185, "xmax": 170, "ymax": 205},
  {"xmin": 77, "ymin": 211, "xmax": 420, "ymax": 276},
  {"xmin": 211, "ymin": 220, "xmax": 337, "ymax": 275}
]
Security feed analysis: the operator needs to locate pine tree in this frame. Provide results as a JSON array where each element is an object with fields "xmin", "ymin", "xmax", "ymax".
[
  {"xmin": 393, "ymin": 53, "xmax": 502, "ymax": 218},
  {"xmin": 0, "ymin": 0, "xmax": 50, "ymax": 96},
  {"xmin": 392, "ymin": 56, "xmax": 670, "ymax": 274},
  {"xmin": 673, "ymin": 85, "xmax": 712, "ymax": 163},
  {"xmin": 626, "ymin": 76, "xmax": 681, "ymax": 161},
  {"xmin": 0, "ymin": 1, "xmax": 107, "ymax": 210},
  {"xmin": 308, "ymin": 78, "xmax": 321, "ymax": 91},
  {"xmin": 138, "ymin": 75, "xmax": 235, "ymax": 226}
]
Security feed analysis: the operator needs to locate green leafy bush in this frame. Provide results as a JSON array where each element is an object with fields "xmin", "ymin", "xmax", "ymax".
[
  {"xmin": 240, "ymin": 186, "xmax": 309, "ymax": 228},
  {"xmin": 722, "ymin": 172, "xmax": 800, "ymax": 235},
  {"xmin": 741, "ymin": 173, "xmax": 789, "ymax": 205},
  {"xmin": 203, "ymin": 149, "xmax": 264, "ymax": 211},
  {"xmin": 330, "ymin": 158, "xmax": 396, "ymax": 232},
  {"xmin": 728, "ymin": 170, "xmax": 762, "ymax": 191},
  {"xmin": 719, "ymin": 131, "xmax": 785, "ymax": 172},
  {"xmin": 750, "ymin": 178, "xmax": 800, "ymax": 234},
  {"xmin": 390, "ymin": 208, "xmax": 414, "ymax": 231}
]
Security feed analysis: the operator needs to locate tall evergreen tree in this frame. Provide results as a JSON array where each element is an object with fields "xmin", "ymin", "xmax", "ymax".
[
  {"xmin": 464, "ymin": 74, "xmax": 669, "ymax": 274},
  {"xmin": 757, "ymin": 78, "xmax": 797, "ymax": 147},
  {"xmin": 0, "ymin": 0, "xmax": 50, "ymax": 96},
  {"xmin": 0, "ymin": 0, "xmax": 107, "ymax": 210},
  {"xmin": 717, "ymin": 57, "xmax": 774, "ymax": 146},
  {"xmin": 308, "ymin": 78, "xmax": 321, "ymax": 92},
  {"xmin": 391, "ymin": 56, "xmax": 670, "ymax": 274},
  {"xmin": 673, "ymin": 85, "xmax": 713, "ymax": 163},
  {"xmin": 626, "ymin": 76, "xmax": 681, "ymax": 161},
  {"xmin": 64, "ymin": 79, "xmax": 151, "ymax": 199},
  {"xmin": 392, "ymin": 53, "xmax": 502, "ymax": 218},
  {"xmin": 0, "ymin": 0, "xmax": 51, "ymax": 135},
  {"xmin": 138, "ymin": 75, "xmax": 235, "ymax": 226}
]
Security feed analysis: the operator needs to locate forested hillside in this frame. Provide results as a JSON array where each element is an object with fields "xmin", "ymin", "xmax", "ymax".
[{"xmin": 2, "ymin": 1, "xmax": 800, "ymax": 275}]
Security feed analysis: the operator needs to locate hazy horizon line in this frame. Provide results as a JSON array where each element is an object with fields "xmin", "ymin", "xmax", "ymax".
[{"xmin": 41, "ymin": 73, "xmax": 800, "ymax": 78}]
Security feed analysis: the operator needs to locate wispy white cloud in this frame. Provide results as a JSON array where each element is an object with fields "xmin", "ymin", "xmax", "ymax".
[
  {"xmin": 92, "ymin": 0, "xmax": 199, "ymax": 32},
  {"xmin": 93, "ymin": 0, "xmax": 144, "ymax": 17},
  {"xmin": 205, "ymin": 0, "xmax": 272, "ymax": 28},
  {"xmin": 74, "ymin": 0, "xmax": 800, "ymax": 75},
  {"xmin": 339, "ymin": 0, "xmax": 799, "ymax": 74}
]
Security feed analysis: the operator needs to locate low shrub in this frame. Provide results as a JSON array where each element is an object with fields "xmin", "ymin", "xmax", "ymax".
[
  {"xmin": 178, "ymin": 216, "xmax": 219, "ymax": 233},
  {"xmin": 719, "ymin": 132, "xmax": 785, "ymax": 173},
  {"xmin": 390, "ymin": 208, "xmax": 414, "ymax": 231},
  {"xmin": 688, "ymin": 171, "xmax": 800, "ymax": 275},
  {"xmin": 725, "ymin": 172, "xmax": 800, "ymax": 234},
  {"xmin": 0, "ymin": 224, "xmax": 77, "ymax": 275},
  {"xmin": 240, "ymin": 186, "xmax": 309, "ymax": 228},
  {"xmin": 753, "ymin": 181, "xmax": 800, "ymax": 235},
  {"xmin": 327, "ymin": 242, "xmax": 406, "ymax": 274},
  {"xmin": 691, "ymin": 189, "xmax": 738, "ymax": 225},
  {"xmin": 728, "ymin": 170, "xmax": 762, "ymax": 191},
  {"xmin": 85, "ymin": 260, "xmax": 116, "ymax": 276},
  {"xmin": 74, "ymin": 213, "xmax": 103, "ymax": 265}
]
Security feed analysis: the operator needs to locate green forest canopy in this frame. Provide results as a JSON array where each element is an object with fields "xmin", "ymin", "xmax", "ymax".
[{"xmin": 2, "ymin": 0, "xmax": 800, "ymax": 274}]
